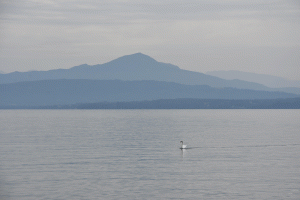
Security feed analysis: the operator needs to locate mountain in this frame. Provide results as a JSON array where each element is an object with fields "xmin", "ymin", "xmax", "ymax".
[
  {"xmin": 68, "ymin": 98, "xmax": 300, "ymax": 109},
  {"xmin": 206, "ymin": 70, "xmax": 300, "ymax": 88},
  {"xmin": 0, "ymin": 53, "xmax": 274, "ymax": 91},
  {"xmin": 0, "ymin": 79, "xmax": 298, "ymax": 108}
]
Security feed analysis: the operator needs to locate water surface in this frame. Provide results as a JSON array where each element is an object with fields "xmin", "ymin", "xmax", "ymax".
[{"xmin": 0, "ymin": 110, "xmax": 299, "ymax": 199}]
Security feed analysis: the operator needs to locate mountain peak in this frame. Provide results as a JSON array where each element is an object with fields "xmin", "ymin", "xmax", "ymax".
[{"xmin": 110, "ymin": 53, "xmax": 158, "ymax": 65}]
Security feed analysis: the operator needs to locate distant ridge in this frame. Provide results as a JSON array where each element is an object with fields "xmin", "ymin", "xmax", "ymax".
[
  {"xmin": 0, "ymin": 79, "xmax": 298, "ymax": 107},
  {"xmin": 1, "ymin": 53, "xmax": 299, "ymax": 95},
  {"xmin": 0, "ymin": 53, "xmax": 274, "ymax": 91},
  {"xmin": 70, "ymin": 98, "xmax": 300, "ymax": 109},
  {"xmin": 3, "ymin": 98, "xmax": 300, "ymax": 109},
  {"xmin": 206, "ymin": 70, "xmax": 300, "ymax": 89}
]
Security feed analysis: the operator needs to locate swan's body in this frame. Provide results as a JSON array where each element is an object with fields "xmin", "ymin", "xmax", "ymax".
[{"xmin": 180, "ymin": 141, "xmax": 187, "ymax": 149}]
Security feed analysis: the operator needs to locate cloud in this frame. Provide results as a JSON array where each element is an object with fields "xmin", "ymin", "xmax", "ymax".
[{"xmin": 0, "ymin": 0, "xmax": 299, "ymax": 80}]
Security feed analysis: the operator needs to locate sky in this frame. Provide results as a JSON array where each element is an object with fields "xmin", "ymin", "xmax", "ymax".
[{"xmin": 1, "ymin": 0, "xmax": 300, "ymax": 80}]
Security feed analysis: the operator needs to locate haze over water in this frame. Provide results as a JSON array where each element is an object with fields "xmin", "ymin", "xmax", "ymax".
[{"xmin": 1, "ymin": 110, "xmax": 299, "ymax": 199}]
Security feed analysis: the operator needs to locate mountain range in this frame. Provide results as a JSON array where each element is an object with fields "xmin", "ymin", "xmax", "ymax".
[
  {"xmin": 206, "ymin": 70, "xmax": 300, "ymax": 92},
  {"xmin": 1, "ymin": 79, "xmax": 298, "ymax": 107},
  {"xmin": 0, "ymin": 53, "xmax": 282, "ymax": 90},
  {"xmin": 1, "ymin": 53, "xmax": 299, "ymax": 108}
]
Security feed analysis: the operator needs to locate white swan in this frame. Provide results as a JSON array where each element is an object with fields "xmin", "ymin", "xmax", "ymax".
[{"xmin": 180, "ymin": 141, "xmax": 187, "ymax": 149}]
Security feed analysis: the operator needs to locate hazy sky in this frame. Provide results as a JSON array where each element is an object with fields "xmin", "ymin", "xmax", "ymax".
[{"xmin": 1, "ymin": 0, "xmax": 300, "ymax": 80}]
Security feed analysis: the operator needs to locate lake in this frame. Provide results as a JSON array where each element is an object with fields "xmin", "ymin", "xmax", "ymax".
[{"xmin": 0, "ymin": 110, "xmax": 299, "ymax": 199}]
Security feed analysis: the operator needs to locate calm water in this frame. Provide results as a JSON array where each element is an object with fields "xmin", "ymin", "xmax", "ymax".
[{"xmin": 0, "ymin": 110, "xmax": 299, "ymax": 199}]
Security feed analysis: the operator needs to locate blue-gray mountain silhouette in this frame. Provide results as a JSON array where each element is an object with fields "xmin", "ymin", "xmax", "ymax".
[
  {"xmin": 0, "ymin": 53, "xmax": 274, "ymax": 91},
  {"xmin": 0, "ymin": 79, "xmax": 298, "ymax": 107},
  {"xmin": 1, "ymin": 53, "xmax": 300, "ymax": 108},
  {"xmin": 207, "ymin": 70, "xmax": 300, "ymax": 94}
]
